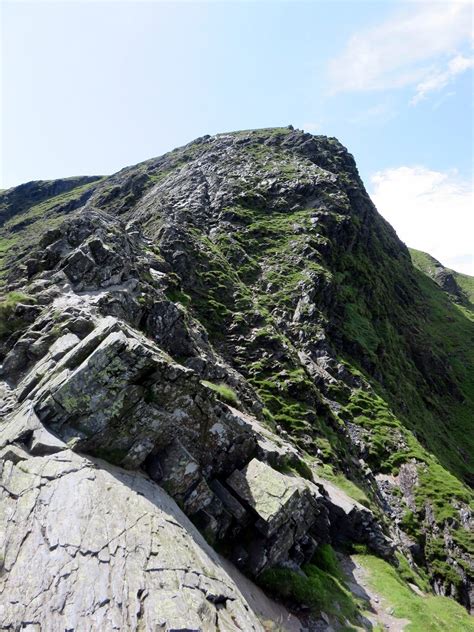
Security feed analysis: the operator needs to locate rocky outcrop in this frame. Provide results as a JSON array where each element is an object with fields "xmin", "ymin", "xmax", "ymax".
[
  {"xmin": 315, "ymin": 474, "xmax": 394, "ymax": 560},
  {"xmin": 1, "ymin": 126, "xmax": 472, "ymax": 623},
  {"xmin": 0, "ymin": 302, "xmax": 394, "ymax": 629},
  {"xmin": 23, "ymin": 316, "xmax": 255, "ymax": 474},
  {"xmin": 225, "ymin": 458, "xmax": 323, "ymax": 574}
]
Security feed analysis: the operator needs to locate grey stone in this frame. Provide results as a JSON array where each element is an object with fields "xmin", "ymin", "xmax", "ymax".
[
  {"xmin": 28, "ymin": 425, "xmax": 66, "ymax": 456},
  {"xmin": 209, "ymin": 479, "xmax": 249, "ymax": 523},
  {"xmin": 226, "ymin": 459, "xmax": 323, "ymax": 574},
  {"xmin": 0, "ymin": 450, "xmax": 264, "ymax": 631}
]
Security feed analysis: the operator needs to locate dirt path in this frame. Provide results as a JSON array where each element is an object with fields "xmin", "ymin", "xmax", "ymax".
[{"xmin": 341, "ymin": 555, "xmax": 411, "ymax": 631}]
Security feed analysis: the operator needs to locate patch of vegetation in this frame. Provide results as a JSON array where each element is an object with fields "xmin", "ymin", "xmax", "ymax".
[
  {"xmin": 399, "ymin": 510, "xmax": 422, "ymax": 539},
  {"xmin": 273, "ymin": 455, "xmax": 314, "ymax": 481},
  {"xmin": 395, "ymin": 553, "xmax": 431, "ymax": 593},
  {"xmin": 455, "ymin": 271, "xmax": 474, "ymax": 305},
  {"xmin": 409, "ymin": 249, "xmax": 441, "ymax": 278},
  {"xmin": 416, "ymin": 461, "xmax": 472, "ymax": 523},
  {"xmin": 452, "ymin": 527, "xmax": 474, "ymax": 553},
  {"xmin": 332, "ymin": 233, "xmax": 474, "ymax": 488},
  {"xmin": 0, "ymin": 291, "xmax": 35, "ymax": 337},
  {"xmin": 201, "ymin": 380, "xmax": 240, "ymax": 406},
  {"xmin": 165, "ymin": 287, "xmax": 192, "ymax": 307},
  {"xmin": 317, "ymin": 463, "xmax": 372, "ymax": 508},
  {"xmin": 344, "ymin": 389, "xmax": 473, "ymax": 516},
  {"xmin": 355, "ymin": 554, "xmax": 474, "ymax": 632},
  {"xmin": 259, "ymin": 545, "xmax": 362, "ymax": 626}
]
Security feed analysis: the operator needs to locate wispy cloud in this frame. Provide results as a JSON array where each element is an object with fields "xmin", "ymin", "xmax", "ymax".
[
  {"xmin": 370, "ymin": 166, "xmax": 473, "ymax": 275},
  {"xmin": 411, "ymin": 54, "xmax": 473, "ymax": 105},
  {"xmin": 432, "ymin": 90, "xmax": 456, "ymax": 111},
  {"xmin": 327, "ymin": 0, "xmax": 473, "ymax": 103}
]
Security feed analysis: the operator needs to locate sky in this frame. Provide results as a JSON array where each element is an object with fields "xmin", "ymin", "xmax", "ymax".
[{"xmin": 1, "ymin": 0, "xmax": 473, "ymax": 273}]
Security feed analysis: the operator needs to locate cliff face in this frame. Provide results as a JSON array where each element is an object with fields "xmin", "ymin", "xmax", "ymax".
[{"xmin": 0, "ymin": 127, "xmax": 473, "ymax": 630}]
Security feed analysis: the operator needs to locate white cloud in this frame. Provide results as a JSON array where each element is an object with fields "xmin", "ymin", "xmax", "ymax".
[
  {"xmin": 327, "ymin": 1, "xmax": 472, "ymax": 100},
  {"xmin": 411, "ymin": 54, "xmax": 474, "ymax": 104},
  {"xmin": 370, "ymin": 166, "xmax": 474, "ymax": 275}
]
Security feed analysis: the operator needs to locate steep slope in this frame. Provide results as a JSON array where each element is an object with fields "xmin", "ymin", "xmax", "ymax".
[
  {"xmin": 410, "ymin": 248, "xmax": 474, "ymax": 307},
  {"xmin": 0, "ymin": 127, "xmax": 472, "ymax": 629}
]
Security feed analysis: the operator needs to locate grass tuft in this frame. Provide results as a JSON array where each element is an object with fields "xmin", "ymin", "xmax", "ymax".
[{"xmin": 201, "ymin": 380, "xmax": 240, "ymax": 406}]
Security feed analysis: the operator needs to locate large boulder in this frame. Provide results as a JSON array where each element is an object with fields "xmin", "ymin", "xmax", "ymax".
[{"xmin": 225, "ymin": 458, "xmax": 324, "ymax": 574}]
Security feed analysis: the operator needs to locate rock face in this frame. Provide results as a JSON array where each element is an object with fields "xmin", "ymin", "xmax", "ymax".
[
  {"xmin": 28, "ymin": 316, "xmax": 254, "ymax": 473},
  {"xmin": 226, "ymin": 459, "xmax": 322, "ymax": 569},
  {"xmin": 0, "ymin": 126, "xmax": 473, "ymax": 626},
  {"xmin": 0, "ymin": 448, "xmax": 263, "ymax": 631}
]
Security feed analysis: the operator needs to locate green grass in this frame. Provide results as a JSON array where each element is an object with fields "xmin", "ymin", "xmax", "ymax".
[
  {"xmin": 317, "ymin": 464, "xmax": 372, "ymax": 508},
  {"xmin": 259, "ymin": 545, "xmax": 362, "ymax": 626},
  {"xmin": 409, "ymin": 249, "xmax": 441, "ymax": 277},
  {"xmin": 342, "ymin": 386, "xmax": 474, "ymax": 591},
  {"xmin": 355, "ymin": 554, "xmax": 474, "ymax": 632},
  {"xmin": 344, "ymin": 388, "xmax": 473, "ymax": 516},
  {"xmin": 165, "ymin": 287, "xmax": 192, "ymax": 307},
  {"xmin": 394, "ymin": 553, "xmax": 431, "ymax": 593},
  {"xmin": 410, "ymin": 248, "xmax": 474, "ymax": 307},
  {"xmin": 411, "ymin": 271, "xmax": 474, "ymax": 479},
  {"xmin": 201, "ymin": 380, "xmax": 240, "ymax": 406},
  {"xmin": 0, "ymin": 291, "xmax": 35, "ymax": 337},
  {"xmin": 455, "ymin": 271, "xmax": 474, "ymax": 305},
  {"xmin": 0, "ymin": 236, "xmax": 19, "ymax": 284}
]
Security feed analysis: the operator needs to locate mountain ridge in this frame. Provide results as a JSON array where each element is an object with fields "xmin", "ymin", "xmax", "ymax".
[{"xmin": 0, "ymin": 127, "xmax": 473, "ymax": 630}]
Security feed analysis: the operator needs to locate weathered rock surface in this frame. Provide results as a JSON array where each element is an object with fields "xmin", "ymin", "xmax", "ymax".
[
  {"xmin": 226, "ymin": 459, "xmax": 322, "ymax": 574},
  {"xmin": 26, "ymin": 316, "xmax": 255, "ymax": 473},
  {"xmin": 0, "ymin": 448, "xmax": 264, "ymax": 631}
]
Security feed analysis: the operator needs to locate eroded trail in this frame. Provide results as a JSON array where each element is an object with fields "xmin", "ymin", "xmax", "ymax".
[{"xmin": 342, "ymin": 556, "xmax": 411, "ymax": 632}]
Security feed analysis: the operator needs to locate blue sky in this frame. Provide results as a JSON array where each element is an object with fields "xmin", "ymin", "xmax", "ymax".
[{"xmin": 1, "ymin": 0, "xmax": 473, "ymax": 272}]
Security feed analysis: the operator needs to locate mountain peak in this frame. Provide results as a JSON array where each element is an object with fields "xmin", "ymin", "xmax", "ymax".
[{"xmin": 0, "ymin": 129, "xmax": 473, "ymax": 630}]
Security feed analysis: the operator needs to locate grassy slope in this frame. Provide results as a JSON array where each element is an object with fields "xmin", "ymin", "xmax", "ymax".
[
  {"xmin": 410, "ymin": 247, "xmax": 474, "ymax": 306},
  {"xmin": 407, "ymin": 249, "xmax": 474, "ymax": 479},
  {"xmin": 356, "ymin": 554, "xmax": 474, "ymax": 632},
  {"xmin": 260, "ymin": 545, "xmax": 474, "ymax": 631},
  {"xmin": 259, "ymin": 544, "xmax": 364, "ymax": 628}
]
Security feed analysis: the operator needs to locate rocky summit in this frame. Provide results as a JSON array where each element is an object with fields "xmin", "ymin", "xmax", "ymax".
[{"xmin": 0, "ymin": 127, "xmax": 473, "ymax": 631}]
